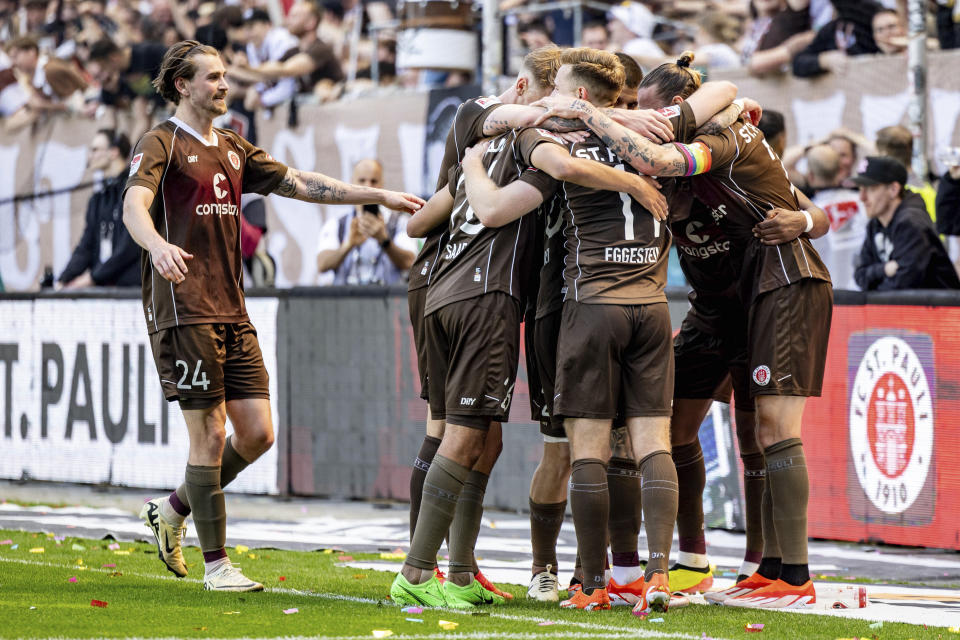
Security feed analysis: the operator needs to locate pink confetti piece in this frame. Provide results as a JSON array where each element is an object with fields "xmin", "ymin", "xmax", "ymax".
[
  {"xmin": 90, "ymin": 600, "xmax": 108, "ymax": 608},
  {"xmin": 101, "ymin": 564, "xmax": 116, "ymax": 568},
  {"xmin": 283, "ymin": 608, "xmax": 299, "ymax": 615},
  {"xmin": 0, "ymin": 540, "xmax": 13, "ymax": 545},
  {"xmin": 68, "ymin": 577, "xmax": 78, "ymax": 583},
  {"xmin": 337, "ymin": 555, "xmax": 354, "ymax": 562},
  {"xmin": 746, "ymin": 623, "xmax": 765, "ymax": 632},
  {"xmin": 401, "ymin": 607, "xmax": 423, "ymax": 614},
  {"xmin": 537, "ymin": 621, "xmax": 556, "ymax": 626},
  {"xmin": 107, "ymin": 543, "xmax": 120, "ymax": 550}
]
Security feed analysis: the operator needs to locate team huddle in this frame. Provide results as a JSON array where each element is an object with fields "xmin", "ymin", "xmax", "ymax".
[
  {"xmin": 124, "ymin": 40, "xmax": 832, "ymax": 615},
  {"xmin": 395, "ymin": 44, "xmax": 832, "ymax": 615}
]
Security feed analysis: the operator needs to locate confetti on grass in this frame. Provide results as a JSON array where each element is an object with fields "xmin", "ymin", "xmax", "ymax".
[
  {"xmin": 283, "ymin": 608, "xmax": 299, "ymax": 615},
  {"xmin": 0, "ymin": 540, "xmax": 12, "ymax": 545},
  {"xmin": 405, "ymin": 618, "xmax": 423, "ymax": 623},
  {"xmin": 537, "ymin": 621, "xmax": 556, "ymax": 627},
  {"xmin": 107, "ymin": 543, "xmax": 120, "ymax": 550},
  {"xmin": 29, "ymin": 548, "xmax": 44, "ymax": 554},
  {"xmin": 68, "ymin": 577, "xmax": 77, "ymax": 583},
  {"xmin": 235, "ymin": 545, "xmax": 249, "ymax": 553},
  {"xmin": 371, "ymin": 631, "xmax": 393, "ymax": 638},
  {"xmin": 745, "ymin": 623, "xmax": 764, "ymax": 632},
  {"xmin": 90, "ymin": 600, "xmax": 108, "ymax": 608},
  {"xmin": 438, "ymin": 620, "xmax": 459, "ymax": 630},
  {"xmin": 401, "ymin": 607, "xmax": 422, "ymax": 614},
  {"xmin": 338, "ymin": 555, "xmax": 354, "ymax": 562}
]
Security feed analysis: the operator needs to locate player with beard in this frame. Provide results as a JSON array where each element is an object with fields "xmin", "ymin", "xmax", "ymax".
[
  {"xmin": 537, "ymin": 52, "xmax": 833, "ymax": 610},
  {"xmin": 128, "ymin": 41, "xmax": 423, "ymax": 591}
]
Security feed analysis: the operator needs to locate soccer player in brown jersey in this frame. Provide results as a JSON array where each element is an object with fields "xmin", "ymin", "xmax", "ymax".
[
  {"xmin": 125, "ymin": 41, "xmax": 424, "ymax": 592},
  {"xmin": 541, "ymin": 54, "xmax": 834, "ymax": 610}
]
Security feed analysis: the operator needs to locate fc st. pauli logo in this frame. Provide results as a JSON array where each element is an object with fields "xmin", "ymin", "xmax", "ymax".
[{"xmin": 849, "ymin": 336, "xmax": 933, "ymax": 515}]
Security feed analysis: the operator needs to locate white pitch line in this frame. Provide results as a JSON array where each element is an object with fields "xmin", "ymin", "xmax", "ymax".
[
  {"xmin": 17, "ymin": 635, "xmax": 669, "ymax": 640},
  {"xmin": 0, "ymin": 557, "xmax": 708, "ymax": 640}
]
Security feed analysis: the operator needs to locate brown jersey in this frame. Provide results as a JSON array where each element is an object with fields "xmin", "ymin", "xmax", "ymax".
[
  {"xmin": 424, "ymin": 127, "xmax": 561, "ymax": 316},
  {"xmin": 685, "ymin": 119, "xmax": 831, "ymax": 305},
  {"xmin": 409, "ymin": 96, "xmax": 503, "ymax": 292},
  {"xmin": 561, "ymin": 132, "xmax": 685, "ymax": 305},
  {"xmin": 125, "ymin": 118, "xmax": 288, "ymax": 333}
]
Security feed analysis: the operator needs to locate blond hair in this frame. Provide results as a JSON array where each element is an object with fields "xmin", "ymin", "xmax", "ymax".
[
  {"xmin": 521, "ymin": 45, "xmax": 563, "ymax": 91},
  {"xmin": 152, "ymin": 40, "xmax": 220, "ymax": 104},
  {"xmin": 559, "ymin": 47, "xmax": 625, "ymax": 106},
  {"xmin": 639, "ymin": 50, "xmax": 703, "ymax": 106}
]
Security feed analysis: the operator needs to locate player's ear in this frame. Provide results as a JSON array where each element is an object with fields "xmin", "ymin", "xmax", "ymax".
[
  {"xmin": 671, "ymin": 95, "xmax": 683, "ymax": 105},
  {"xmin": 175, "ymin": 76, "xmax": 188, "ymax": 97},
  {"xmin": 516, "ymin": 75, "xmax": 527, "ymax": 96}
]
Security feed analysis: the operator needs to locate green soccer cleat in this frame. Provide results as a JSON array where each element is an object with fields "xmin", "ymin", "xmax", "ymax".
[
  {"xmin": 390, "ymin": 573, "xmax": 448, "ymax": 608},
  {"xmin": 443, "ymin": 576, "xmax": 506, "ymax": 608}
]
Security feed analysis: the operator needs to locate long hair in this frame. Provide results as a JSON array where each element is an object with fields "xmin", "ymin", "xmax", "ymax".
[
  {"xmin": 638, "ymin": 51, "xmax": 702, "ymax": 106},
  {"xmin": 152, "ymin": 40, "xmax": 220, "ymax": 104}
]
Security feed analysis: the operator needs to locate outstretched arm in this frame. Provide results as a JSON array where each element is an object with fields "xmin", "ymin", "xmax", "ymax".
[
  {"xmin": 407, "ymin": 188, "xmax": 455, "ymax": 238},
  {"xmin": 273, "ymin": 168, "xmax": 425, "ymax": 213}
]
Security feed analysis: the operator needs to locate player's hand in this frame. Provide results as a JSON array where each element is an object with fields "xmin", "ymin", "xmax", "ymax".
[
  {"xmin": 630, "ymin": 176, "xmax": 667, "ymax": 222},
  {"xmin": 752, "ymin": 208, "xmax": 805, "ymax": 245},
  {"xmin": 610, "ymin": 108, "xmax": 674, "ymax": 143},
  {"xmin": 884, "ymin": 260, "xmax": 899, "ymax": 278},
  {"xmin": 741, "ymin": 98, "xmax": 762, "ymax": 127},
  {"xmin": 150, "ymin": 240, "xmax": 193, "ymax": 284},
  {"xmin": 380, "ymin": 190, "xmax": 425, "ymax": 214},
  {"xmin": 556, "ymin": 130, "xmax": 590, "ymax": 144},
  {"xmin": 530, "ymin": 96, "xmax": 588, "ymax": 126},
  {"xmin": 463, "ymin": 140, "xmax": 491, "ymax": 164}
]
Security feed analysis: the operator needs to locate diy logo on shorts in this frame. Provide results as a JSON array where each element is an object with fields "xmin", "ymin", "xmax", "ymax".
[{"xmin": 848, "ymin": 334, "xmax": 934, "ymax": 518}]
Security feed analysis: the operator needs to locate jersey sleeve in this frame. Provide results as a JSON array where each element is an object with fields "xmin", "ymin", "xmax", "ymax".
[
  {"xmin": 690, "ymin": 127, "xmax": 739, "ymax": 175},
  {"xmin": 447, "ymin": 164, "xmax": 460, "ymax": 197},
  {"xmin": 230, "ymin": 132, "xmax": 291, "ymax": 195},
  {"xmin": 436, "ymin": 97, "xmax": 503, "ymax": 191},
  {"xmin": 124, "ymin": 131, "xmax": 168, "ymax": 195},
  {"xmin": 658, "ymin": 102, "xmax": 697, "ymax": 144},
  {"xmin": 514, "ymin": 128, "xmax": 562, "ymax": 199}
]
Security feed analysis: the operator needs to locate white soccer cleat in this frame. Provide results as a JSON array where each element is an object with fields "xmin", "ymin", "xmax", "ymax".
[
  {"xmin": 527, "ymin": 565, "xmax": 559, "ymax": 602},
  {"xmin": 203, "ymin": 563, "xmax": 264, "ymax": 592},
  {"xmin": 140, "ymin": 498, "xmax": 188, "ymax": 577}
]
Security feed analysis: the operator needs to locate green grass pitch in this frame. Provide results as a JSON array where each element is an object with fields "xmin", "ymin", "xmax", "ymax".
[{"xmin": 0, "ymin": 529, "xmax": 943, "ymax": 639}]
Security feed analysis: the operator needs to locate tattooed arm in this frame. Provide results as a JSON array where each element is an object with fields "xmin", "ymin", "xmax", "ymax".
[
  {"xmin": 481, "ymin": 104, "xmax": 584, "ymax": 136},
  {"xmin": 274, "ymin": 168, "xmax": 425, "ymax": 213},
  {"xmin": 697, "ymin": 98, "xmax": 763, "ymax": 136}
]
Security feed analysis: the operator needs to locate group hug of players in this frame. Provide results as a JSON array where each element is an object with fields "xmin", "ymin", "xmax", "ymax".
[{"xmin": 393, "ymin": 45, "xmax": 833, "ymax": 615}]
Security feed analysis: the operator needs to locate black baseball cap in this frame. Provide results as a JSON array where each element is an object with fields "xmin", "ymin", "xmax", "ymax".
[{"xmin": 851, "ymin": 156, "xmax": 908, "ymax": 187}]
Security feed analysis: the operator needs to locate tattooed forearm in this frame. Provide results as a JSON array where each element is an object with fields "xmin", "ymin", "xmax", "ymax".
[
  {"xmin": 698, "ymin": 103, "xmax": 740, "ymax": 136},
  {"xmin": 275, "ymin": 168, "xmax": 347, "ymax": 203},
  {"xmin": 537, "ymin": 116, "xmax": 585, "ymax": 132}
]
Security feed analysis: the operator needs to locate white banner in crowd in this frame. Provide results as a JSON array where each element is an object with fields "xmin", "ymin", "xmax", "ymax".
[{"xmin": 0, "ymin": 298, "xmax": 280, "ymax": 494}]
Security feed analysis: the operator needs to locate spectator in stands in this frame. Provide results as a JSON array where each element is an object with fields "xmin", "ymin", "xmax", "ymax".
[
  {"xmin": 229, "ymin": 2, "xmax": 343, "ymax": 101},
  {"xmin": 607, "ymin": 2, "xmax": 665, "ymax": 62},
  {"xmin": 875, "ymin": 125, "xmax": 936, "ymax": 220},
  {"xmin": 853, "ymin": 156, "xmax": 960, "ymax": 290},
  {"xmin": 518, "ymin": 19, "xmax": 554, "ymax": 51},
  {"xmin": 316, "ymin": 158, "xmax": 418, "ymax": 286},
  {"xmin": 935, "ymin": 155, "xmax": 960, "ymax": 275},
  {"xmin": 693, "ymin": 11, "xmax": 743, "ymax": 70},
  {"xmin": 793, "ymin": 0, "xmax": 882, "ymax": 77},
  {"xmin": 1, "ymin": 36, "xmax": 87, "ymax": 130},
  {"xmin": 86, "ymin": 37, "xmax": 167, "ymax": 110},
  {"xmin": 740, "ymin": 0, "xmax": 814, "ymax": 75},
  {"xmin": 57, "ymin": 129, "xmax": 140, "ymax": 289},
  {"xmin": 806, "ymin": 144, "xmax": 866, "ymax": 289},
  {"xmin": 758, "ymin": 109, "xmax": 786, "ymax": 157},
  {"xmin": 614, "ymin": 52, "xmax": 643, "ymax": 110},
  {"xmin": 936, "ymin": 0, "xmax": 960, "ymax": 50},
  {"xmin": 581, "ymin": 20, "xmax": 610, "ymax": 50},
  {"xmin": 827, "ymin": 131, "xmax": 862, "ymax": 183},
  {"xmin": 242, "ymin": 8, "xmax": 298, "ymax": 112},
  {"xmin": 872, "ymin": 7, "xmax": 907, "ymax": 55}
]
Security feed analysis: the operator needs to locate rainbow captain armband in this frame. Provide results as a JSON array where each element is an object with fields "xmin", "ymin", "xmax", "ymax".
[{"xmin": 673, "ymin": 141, "xmax": 713, "ymax": 176}]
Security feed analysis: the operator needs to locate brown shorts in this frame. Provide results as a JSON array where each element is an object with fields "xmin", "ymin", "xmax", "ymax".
[
  {"xmin": 408, "ymin": 286, "xmax": 429, "ymax": 401},
  {"xmin": 748, "ymin": 278, "xmax": 832, "ymax": 397},
  {"xmin": 674, "ymin": 306, "xmax": 753, "ymax": 411},
  {"xmin": 149, "ymin": 321, "xmax": 269, "ymax": 409},
  {"xmin": 555, "ymin": 301, "xmax": 673, "ymax": 419},
  {"xmin": 532, "ymin": 308, "xmax": 565, "ymax": 439},
  {"xmin": 425, "ymin": 292, "xmax": 522, "ymax": 428}
]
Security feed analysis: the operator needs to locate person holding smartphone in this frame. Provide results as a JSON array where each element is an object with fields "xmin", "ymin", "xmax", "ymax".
[{"xmin": 317, "ymin": 158, "xmax": 419, "ymax": 285}]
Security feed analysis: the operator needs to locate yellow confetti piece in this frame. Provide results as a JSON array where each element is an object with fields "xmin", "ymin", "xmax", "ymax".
[
  {"xmin": 322, "ymin": 549, "xmax": 334, "ymax": 554},
  {"xmin": 949, "ymin": 627, "xmax": 960, "ymax": 633},
  {"xmin": 222, "ymin": 611, "xmax": 241, "ymax": 615},
  {"xmin": 438, "ymin": 620, "xmax": 459, "ymax": 630},
  {"xmin": 379, "ymin": 552, "xmax": 406, "ymax": 560},
  {"xmin": 76, "ymin": 558, "xmax": 83, "ymax": 565},
  {"xmin": 235, "ymin": 544, "xmax": 249, "ymax": 553},
  {"xmin": 371, "ymin": 631, "xmax": 393, "ymax": 639},
  {"xmin": 29, "ymin": 548, "xmax": 44, "ymax": 554},
  {"xmin": 113, "ymin": 550, "xmax": 132, "ymax": 555},
  {"xmin": 353, "ymin": 574, "xmax": 367, "ymax": 580},
  {"xmin": 248, "ymin": 553, "xmax": 257, "ymax": 559},
  {"xmin": 45, "ymin": 532, "xmax": 55, "ymax": 538}
]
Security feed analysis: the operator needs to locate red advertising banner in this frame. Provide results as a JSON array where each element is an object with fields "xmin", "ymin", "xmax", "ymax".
[{"xmin": 804, "ymin": 304, "xmax": 960, "ymax": 550}]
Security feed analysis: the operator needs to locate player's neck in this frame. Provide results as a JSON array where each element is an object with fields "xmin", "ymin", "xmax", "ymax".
[{"xmin": 172, "ymin": 104, "xmax": 216, "ymax": 143}]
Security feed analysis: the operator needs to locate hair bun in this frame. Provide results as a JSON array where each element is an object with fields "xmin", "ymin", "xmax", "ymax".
[{"xmin": 677, "ymin": 51, "xmax": 695, "ymax": 68}]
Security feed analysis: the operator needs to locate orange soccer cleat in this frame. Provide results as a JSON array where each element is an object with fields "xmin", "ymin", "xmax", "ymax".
[
  {"xmin": 704, "ymin": 572, "xmax": 774, "ymax": 605},
  {"xmin": 724, "ymin": 579, "xmax": 816, "ymax": 609},
  {"xmin": 475, "ymin": 570, "xmax": 514, "ymax": 600},
  {"xmin": 607, "ymin": 575, "xmax": 645, "ymax": 607},
  {"xmin": 632, "ymin": 572, "xmax": 671, "ymax": 617},
  {"xmin": 559, "ymin": 587, "xmax": 611, "ymax": 611}
]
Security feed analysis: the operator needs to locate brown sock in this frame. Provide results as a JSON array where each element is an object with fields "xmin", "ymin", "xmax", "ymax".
[
  {"xmin": 409, "ymin": 435, "xmax": 442, "ymax": 542},
  {"xmin": 672, "ymin": 441, "xmax": 706, "ymax": 555},
  {"xmin": 639, "ymin": 450, "xmax": 678, "ymax": 579},
  {"xmin": 407, "ymin": 455, "xmax": 469, "ymax": 571},
  {"xmin": 530, "ymin": 498, "xmax": 566, "ymax": 571},
  {"xmin": 760, "ymin": 467, "xmax": 780, "ymax": 561},
  {"xmin": 765, "ymin": 438, "xmax": 809, "ymax": 566},
  {"xmin": 569, "ymin": 458, "xmax": 608, "ymax": 591},
  {"xmin": 606, "ymin": 457, "xmax": 641, "ymax": 556},
  {"xmin": 174, "ymin": 436, "xmax": 250, "ymax": 514},
  {"xmin": 183, "ymin": 464, "xmax": 226, "ymax": 553},
  {"xmin": 448, "ymin": 470, "xmax": 489, "ymax": 574},
  {"xmin": 741, "ymin": 452, "xmax": 766, "ymax": 562}
]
